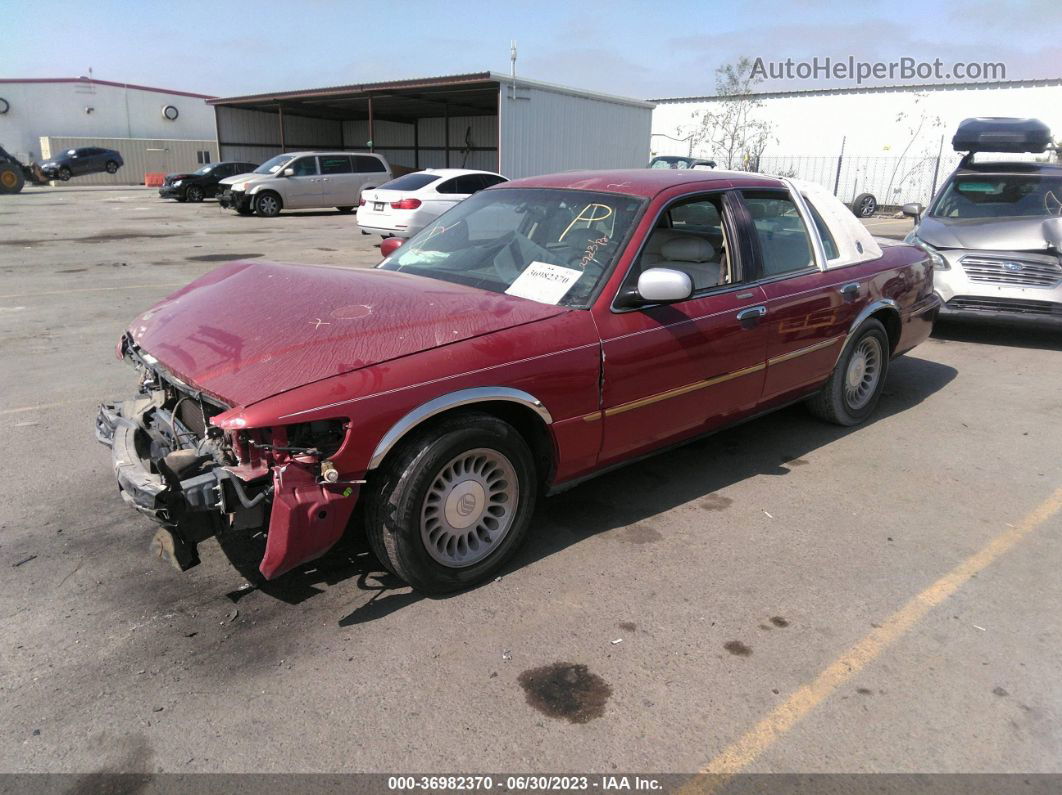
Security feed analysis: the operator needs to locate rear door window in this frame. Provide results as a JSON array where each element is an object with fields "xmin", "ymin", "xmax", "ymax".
[
  {"xmin": 319, "ymin": 155, "xmax": 353, "ymax": 174},
  {"xmin": 740, "ymin": 190, "xmax": 816, "ymax": 277},
  {"xmin": 436, "ymin": 178, "xmax": 463, "ymax": 195},
  {"xmin": 804, "ymin": 201, "xmax": 839, "ymax": 260}
]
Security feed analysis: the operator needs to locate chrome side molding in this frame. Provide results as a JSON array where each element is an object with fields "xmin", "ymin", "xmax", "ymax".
[{"xmin": 367, "ymin": 387, "xmax": 553, "ymax": 470}]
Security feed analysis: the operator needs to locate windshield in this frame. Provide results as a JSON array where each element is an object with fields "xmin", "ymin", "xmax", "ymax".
[
  {"xmin": 253, "ymin": 154, "xmax": 293, "ymax": 175},
  {"xmin": 650, "ymin": 157, "xmax": 692, "ymax": 169},
  {"xmin": 932, "ymin": 173, "xmax": 1062, "ymax": 219},
  {"xmin": 378, "ymin": 188, "xmax": 644, "ymax": 308},
  {"xmin": 194, "ymin": 165, "xmax": 214, "ymax": 175}
]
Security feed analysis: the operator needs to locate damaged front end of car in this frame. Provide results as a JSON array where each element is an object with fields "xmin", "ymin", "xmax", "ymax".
[{"xmin": 96, "ymin": 334, "xmax": 361, "ymax": 579}]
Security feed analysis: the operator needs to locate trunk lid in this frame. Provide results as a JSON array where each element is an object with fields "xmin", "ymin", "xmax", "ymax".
[{"xmin": 129, "ymin": 261, "xmax": 567, "ymax": 406}]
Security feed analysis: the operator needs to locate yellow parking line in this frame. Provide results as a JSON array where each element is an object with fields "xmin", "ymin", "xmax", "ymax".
[
  {"xmin": 0, "ymin": 282, "xmax": 186, "ymax": 300},
  {"xmin": 687, "ymin": 484, "xmax": 1062, "ymax": 787}
]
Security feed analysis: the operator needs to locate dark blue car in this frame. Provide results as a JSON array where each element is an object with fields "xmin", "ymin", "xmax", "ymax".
[{"xmin": 40, "ymin": 147, "xmax": 124, "ymax": 181}]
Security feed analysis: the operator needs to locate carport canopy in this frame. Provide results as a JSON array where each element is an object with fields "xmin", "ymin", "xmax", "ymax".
[{"xmin": 209, "ymin": 73, "xmax": 502, "ymax": 170}]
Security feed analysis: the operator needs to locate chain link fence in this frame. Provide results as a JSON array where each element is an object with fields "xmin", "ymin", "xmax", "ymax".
[{"xmin": 753, "ymin": 150, "xmax": 1051, "ymax": 214}]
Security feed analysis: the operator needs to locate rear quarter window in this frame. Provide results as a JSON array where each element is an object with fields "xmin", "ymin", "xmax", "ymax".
[{"xmin": 354, "ymin": 155, "xmax": 387, "ymax": 173}]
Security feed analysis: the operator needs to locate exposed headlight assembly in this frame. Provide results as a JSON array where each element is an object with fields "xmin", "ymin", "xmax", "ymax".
[
  {"xmin": 173, "ymin": 179, "xmax": 183, "ymax": 187},
  {"xmin": 904, "ymin": 232, "xmax": 950, "ymax": 271}
]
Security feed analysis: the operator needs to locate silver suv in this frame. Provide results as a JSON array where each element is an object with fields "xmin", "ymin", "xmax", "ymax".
[
  {"xmin": 218, "ymin": 152, "xmax": 391, "ymax": 217},
  {"xmin": 904, "ymin": 118, "xmax": 1062, "ymax": 322}
]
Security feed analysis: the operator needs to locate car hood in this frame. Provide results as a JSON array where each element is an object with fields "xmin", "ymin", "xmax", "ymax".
[
  {"xmin": 219, "ymin": 172, "xmax": 262, "ymax": 187},
  {"xmin": 128, "ymin": 261, "xmax": 568, "ymax": 406},
  {"xmin": 916, "ymin": 215, "xmax": 1058, "ymax": 251},
  {"xmin": 166, "ymin": 172, "xmax": 195, "ymax": 181}
]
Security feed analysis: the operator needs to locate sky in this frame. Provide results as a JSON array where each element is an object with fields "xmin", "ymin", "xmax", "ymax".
[{"xmin": 4, "ymin": 0, "xmax": 1061, "ymax": 99}]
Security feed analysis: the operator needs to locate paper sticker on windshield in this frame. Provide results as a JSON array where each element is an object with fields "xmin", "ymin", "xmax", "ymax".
[{"xmin": 505, "ymin": 261, "xmax": 582, "ymax": 305}]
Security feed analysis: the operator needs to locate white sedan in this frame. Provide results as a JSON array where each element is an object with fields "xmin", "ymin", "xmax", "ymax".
[{"xmin": 357, "ymin": 169, "xmax": 508, "ymax": 238}]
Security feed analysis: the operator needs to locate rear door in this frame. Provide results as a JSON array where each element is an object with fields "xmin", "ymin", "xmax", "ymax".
[
  {"xmin": 73, "ymin": 148, "xmax": 98, "ymax": 175},
  {"xmin": 593, "ymin": 189, "xmax": 769, "ymax": 465},
  {"xmin": 738, "ymin": 188, "xmax": 860, "ymax": 404}
]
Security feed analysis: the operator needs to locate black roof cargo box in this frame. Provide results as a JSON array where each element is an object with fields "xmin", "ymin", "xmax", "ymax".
[{"xmin": 952, "ymin": 117, "xmax": 1052, "ymax": 154}]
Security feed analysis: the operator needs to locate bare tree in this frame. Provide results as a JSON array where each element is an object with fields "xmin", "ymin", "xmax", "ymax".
[{"xmin": 681, "ymin": 57, "xmax": 775, "ymax": 170}]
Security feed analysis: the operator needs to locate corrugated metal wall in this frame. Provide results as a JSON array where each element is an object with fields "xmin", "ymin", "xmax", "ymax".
[
  {"xmin": 498, "ymin": 85, "xmax": 652, "ymax": 178},
  {"xmin": 343, "ymin": 115, "xmax": 498, "ymax": 171},
  {"xmin": 38, "ymin": 136, "xmax": 217, "ymax": 185}
]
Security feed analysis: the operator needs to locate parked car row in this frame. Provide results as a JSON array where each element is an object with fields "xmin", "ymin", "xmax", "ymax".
[{"xmin": 159, "ymin": 161, "xmax": 258, "ymax": 202}]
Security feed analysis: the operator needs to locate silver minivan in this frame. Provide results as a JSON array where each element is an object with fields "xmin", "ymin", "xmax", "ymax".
[{"xmin": 218, "ymin": 151, "xmax": 392, "ymax": 217}]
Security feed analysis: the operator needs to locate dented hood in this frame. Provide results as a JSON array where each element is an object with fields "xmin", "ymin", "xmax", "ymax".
[{"xmin": 129, "ymin": 261, "xmax": 567, "ymax": 406}]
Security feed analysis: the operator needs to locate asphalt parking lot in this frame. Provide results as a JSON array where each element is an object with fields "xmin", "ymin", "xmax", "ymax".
[{"xmin": 1, "ymin": 186, "xmax": 1060, "ymax": 778}]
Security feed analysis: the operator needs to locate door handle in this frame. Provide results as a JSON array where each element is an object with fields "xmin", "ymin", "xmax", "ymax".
[
  {"xmin": 838, "ymin": 282, "xmax": 860, "ymax": 302},
  {"xmin": 736, "ymin": 306, "xmax": 767, "ymax": 324}
]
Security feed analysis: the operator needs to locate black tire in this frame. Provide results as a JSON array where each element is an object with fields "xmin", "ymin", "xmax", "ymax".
[
  {"xmin": 254, "ymin": 191, "xmax": 281, "ymax": 217},
  {"xmin": 58, "ymin": 166, "xmax": 71, "ymax": 181},
  {"xmin": 851, "ymin": 193, "xmax": 877, "ymax": 218},
  {"xmin": 0, "ymin": 164, "xmax": 25, "ymax": 194},
  {"xmin": 806, "ymin": 319, "xmax": 890, "ymax": 426},
  {"xmin": 185, "ymin": 184, "xmax": 204, "ymax": 202},
  {"xmin": 363, "ymin": 411, "xmax": 538, "ymax": 594},
  {"xmin": 105, "ymin": 160, "xmax": 120, "ymax": 174},
  {"xmin": 235, "ymin": 205, "xmax": 254, "ymax": 216},
  {"xmin": 336, "ymin": 206, "xmax": 355, "ymax": 213}
]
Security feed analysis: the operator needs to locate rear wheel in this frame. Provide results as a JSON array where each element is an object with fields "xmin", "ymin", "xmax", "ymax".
[
  {"xmin": 806, "ymin": 319, "xmax": 889, "ymax": 426},
  {"xmin": 185, "ymin": 184, "xmax": 204, "ymax": 202},
  {"xmin": 254, "ymin": 191, "xmax": 281, "ymax": 217},
  {"xmin": 336, "ymin": 206, "xmax": 354, "ymax": 213},
  {"xmin": 105, "ymin": 160, "xmax": 119, "ymax": 174},
  {"xmin": 58, "ymin": 166, "xmax": 71, "ymax": 181},
  {"xmin": 0, "ymin": 164, "xmax": 25, "ymax": 194},
  {"xmin": 364, "ymin": 412, "xmax": 538, "ymax": 594}
]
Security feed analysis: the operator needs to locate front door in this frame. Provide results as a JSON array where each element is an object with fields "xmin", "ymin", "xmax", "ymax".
[
  {"xmin": 280, "ymin": 156, "xmax": 323, "ymax": 209},
  {"xmin": 593, "ymin": 190, "xmax": 769, "ymax": 465}
]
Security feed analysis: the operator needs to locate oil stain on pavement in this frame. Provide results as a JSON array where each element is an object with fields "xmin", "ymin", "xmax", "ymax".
[
  {"xmin": 518, "ymin": 663, "xmax": 612, "ymax": 723},
  {"xmin": 724, "ymin": 640, "xmax": 752, "ymax": 656}
]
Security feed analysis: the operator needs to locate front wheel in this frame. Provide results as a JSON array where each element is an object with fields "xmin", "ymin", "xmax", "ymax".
[
  {"xmin": 254, "ymin": 191, "xmax": 281, "ymax": 217},
  {"xmin": 58, "ymin": 167, "xmax": 71, "ymax": 181},
  {"xmin": 185, "ymin": 184, "xmax": 204, "ymax": 202},
  {"xmin": 364, "ymin": 412, "xmax": 538, "ymax": 594},
  {"xmin": 806, "ymin": 319, "xmax": 889, "ymax": 426},
  {"xmin": 336, "ymin": 206, "xmax": 354, "ymax": 213}
]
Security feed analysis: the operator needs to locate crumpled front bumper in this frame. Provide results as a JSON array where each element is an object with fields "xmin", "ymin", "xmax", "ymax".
[
  {"xmin": 218, "ymin": 190, "xmax": 249, "ymax": 211},
  {"xmin": 96, "ymin": 397, "xmax": 360, "ymax": 579}
]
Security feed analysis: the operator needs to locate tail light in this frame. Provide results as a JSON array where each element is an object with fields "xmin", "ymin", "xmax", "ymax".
[
  {"xmin": 390, "ymin": 198, "xmax": 421, "ymax": 210},
  {"xmin": 358, "ymin": 198, "xmax": 366, "ymax": 206}
]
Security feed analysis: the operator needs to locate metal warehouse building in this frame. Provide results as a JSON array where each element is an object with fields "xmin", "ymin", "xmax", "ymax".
[
  {"xmin": 0, "ymin": 77, "xmax": 218, "ymax": 184},
  {"xmin": 209, "ymin": 72, "xmax": 653, "ymax": 178},
  {"xmin": 651, "ymin": 78, "xmax": 1062, "ymax": 208}
]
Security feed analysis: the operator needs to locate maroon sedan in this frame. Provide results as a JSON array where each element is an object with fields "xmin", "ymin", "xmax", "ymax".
[{"xmin": 97, "ymin": 170, "xmax": 939, "ymax": 593}]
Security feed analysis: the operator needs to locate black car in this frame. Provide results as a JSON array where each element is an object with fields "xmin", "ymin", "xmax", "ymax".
[
  {"xmin": 40, "ymin": 147, "xmax": 124, "ymax": 181},
  {"xmin": 159, "ymin": 161, "xmax": 258, "ymax": 202}
]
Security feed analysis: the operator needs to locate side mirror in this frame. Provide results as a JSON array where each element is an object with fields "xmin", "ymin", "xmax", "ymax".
[
  {"xmin": 615, "ymin": 268, "xmax": 694, "ymax": 307},
  {"xmin": 282, "ymin": 167, "xmax": 295, "ymax": 177},
  {"xmin": 380, "ymin": 237, "xmax": 404, "ymax": 258},
  {"xmin": 1043, "ymin": 217, "xmax": 1062, "ymax": 250},
  {"xmin": 902, "ymin": 202, "xmax": 924, "ymax": 219}
]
